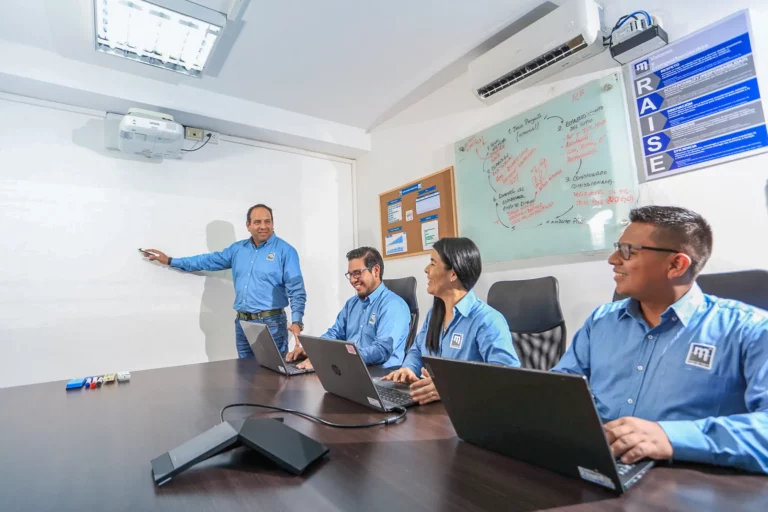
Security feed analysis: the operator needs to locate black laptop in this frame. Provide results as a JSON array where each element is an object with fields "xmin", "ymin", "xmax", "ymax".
[
  {"xmin": 423, "ymin": 356, "xmax": 655, "ymax": 494},
  {"xmin": 239, "ymin": 321, "xmax": 314, "ymax": 376},
  {"xmin": 299, "ymin": 334, "xmax": 416, "ymax": 411}
]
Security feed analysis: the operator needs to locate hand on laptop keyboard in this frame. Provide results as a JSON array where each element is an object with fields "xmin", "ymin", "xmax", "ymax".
[
  {"xmin": 408, "ymin": 368, "xmax": 440, "ymax": 405},
  {"xmin": 296, "ymin": 358, "xmax": 314, "ymax": 370},
  {"xmin": 285, "ymin": 345, "xmax": 307, "ymax": 363},
  {"xmin": 604, "ymin": 417, "xmax": 673, "ymax": 464},
  {"xmin": 381, "ymin": 367, "xmax": 419, "ymax": 384}
]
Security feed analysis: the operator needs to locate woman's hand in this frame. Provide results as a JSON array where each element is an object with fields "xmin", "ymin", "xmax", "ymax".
[
  {"xmin": 381, "ymin": 367, "xmax": 419, "ymax": 384},
  {"xmin": 409, "ymin": 368, "xmax": 440, "ymax": 405}
]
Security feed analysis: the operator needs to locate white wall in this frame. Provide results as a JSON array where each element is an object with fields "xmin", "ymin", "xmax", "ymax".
[
  {"xmin": 0, "ymin": 97, "xmax": 354, "ymax": 388},
  {"xmin": 356, "ymin": 0, "xmax": 768, "ymax": 343}
]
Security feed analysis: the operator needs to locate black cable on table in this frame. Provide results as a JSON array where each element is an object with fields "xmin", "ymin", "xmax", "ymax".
[{"xmin": 220, "ymin": 402, "xmax": 407, "ymax": 428}]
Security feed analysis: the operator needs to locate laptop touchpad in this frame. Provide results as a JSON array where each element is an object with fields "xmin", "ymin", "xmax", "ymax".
[{"xmin": 374, "ymin": 378, "xmax": 411, "ymax": 390}]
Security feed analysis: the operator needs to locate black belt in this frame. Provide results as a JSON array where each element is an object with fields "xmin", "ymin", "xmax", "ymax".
[{"xmin": 236, "ymin": 309, "xmax": 284, "ymax": 321}]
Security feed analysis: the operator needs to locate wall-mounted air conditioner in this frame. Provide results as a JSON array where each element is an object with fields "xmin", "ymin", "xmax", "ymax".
[{"xmin": 469, "ymin": 0, "xmax": 608, "ymax": 105}]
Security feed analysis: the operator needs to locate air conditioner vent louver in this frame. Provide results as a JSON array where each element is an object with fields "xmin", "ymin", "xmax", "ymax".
[{"xmin": 476, "ymin": 35, "xmax": 588, "ymax": 99}]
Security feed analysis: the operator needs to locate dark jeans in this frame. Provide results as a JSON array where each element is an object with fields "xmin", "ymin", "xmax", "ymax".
[{"xmin": 234, "ymin": 312, "xmax": 288, "ymax": 359}]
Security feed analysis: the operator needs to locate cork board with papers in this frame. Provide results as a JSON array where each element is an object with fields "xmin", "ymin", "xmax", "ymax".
[{"xmin": 378, "ymin": 166, "xmax": 458, "ymax": 260}]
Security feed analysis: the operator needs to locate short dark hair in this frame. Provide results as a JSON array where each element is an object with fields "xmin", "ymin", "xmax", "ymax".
[
  {"xmin": 346, "ymin": 246, "xmax": 384, "ymax": 279},
  {"xmin": 246, "ymin": 204, "xmax": 273, "ymax": 223},
  {"xmin": 629, "ymin": 206, "xmax": 713, "ymax": 276}
]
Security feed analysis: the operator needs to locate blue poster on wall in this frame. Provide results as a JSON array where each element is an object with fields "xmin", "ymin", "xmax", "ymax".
[{"xmin": 629, "ymin": 10, "xmax": 768, "ymax": 180}]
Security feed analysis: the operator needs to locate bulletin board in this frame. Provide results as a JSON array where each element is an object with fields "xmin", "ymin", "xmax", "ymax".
[{"xmin": 378, "ymin": 166, "xmax": 458, "ymax": 260}]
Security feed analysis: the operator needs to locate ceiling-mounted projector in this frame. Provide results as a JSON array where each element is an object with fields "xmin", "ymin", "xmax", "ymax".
[{"xmin": 118, "ymin": 108, "xmax": 184, "ymax": 159}]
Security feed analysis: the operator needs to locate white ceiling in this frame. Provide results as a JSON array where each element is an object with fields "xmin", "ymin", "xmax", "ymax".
[{"xmin": 0, "ymin": 0, "xmax": 551, "ymax": 129}]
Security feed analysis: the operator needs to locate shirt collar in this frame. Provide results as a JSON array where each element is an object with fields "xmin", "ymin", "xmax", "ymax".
[
  {"xmin": 667, "ymin": 283, "xmax": 704, "ymax": 326},
  {"xmin": 454, "ymin": 290, "xmax": 478, "ymax": 318},
  {"xmin": 251, "ymin": 233, "xmax": 276, "ymax": 249},
  {"xmin": 361, "ymin": 282, "xmax": 387, "ymax": 305},
  {"xmin": 618, "ymin": 283, "xmax": 703, "ymax": 327}
]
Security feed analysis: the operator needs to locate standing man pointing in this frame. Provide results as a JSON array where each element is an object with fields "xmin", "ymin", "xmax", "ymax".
[{"xmin": 143, "ymin": 204, "xmax": 306, "ymax": 358}]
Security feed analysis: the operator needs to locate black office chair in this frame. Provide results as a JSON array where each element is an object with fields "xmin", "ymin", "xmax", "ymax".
[
  {"xmin": 487, "ymin": 277, "xmax": 566, "ymax": 371},
  {"xmin": 383, "ymin": 277, "xmax": 420, "ymax": 351},
  {"xmin": 612, "ymin": 269, "xmax": 768, "ymax": 311}
]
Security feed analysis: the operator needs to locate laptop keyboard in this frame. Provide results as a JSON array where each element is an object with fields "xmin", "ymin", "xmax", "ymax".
[
  {"xmin": 374, "ymin": 385, "xmax": 413, "ymax": 406},
  {"xmin": 286, "ymin": 363, "xmax": 309, "ymax": 374},
  {"xmin": 616, "ymin": 462, "xmax": 635, "ymax": 477}
]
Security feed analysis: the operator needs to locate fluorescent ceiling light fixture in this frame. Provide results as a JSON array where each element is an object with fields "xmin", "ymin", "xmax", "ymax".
[{"xmin": 94, "ymin": 0, "xmax": 225, "ymax": 77}]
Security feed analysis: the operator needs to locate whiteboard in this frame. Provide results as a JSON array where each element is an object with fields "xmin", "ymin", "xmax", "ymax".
[
  {"xmin": 454, "ymin": 73, "xmax": 637, "ymax": 263},
  {"xmin": 0, "ymin": 98, "xmax": 354, "ymax": 388}
]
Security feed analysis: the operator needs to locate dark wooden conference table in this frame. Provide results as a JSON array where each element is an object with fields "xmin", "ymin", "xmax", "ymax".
[{"xmin": 1, "ymin": 359, "xmax": 767, "ymax": 512}]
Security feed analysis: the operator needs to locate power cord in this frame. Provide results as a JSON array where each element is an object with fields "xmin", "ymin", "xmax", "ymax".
[
  {"xmin": 220, "ymin": 402, "xmax": 408, "ymax": 428},
  {"xmin": 603, "ymin": 11, "xmax": 653, "ymax": 48},
  {"xmin": 181, "ymin": 133, "xmax": 212, "ymax": 153}
]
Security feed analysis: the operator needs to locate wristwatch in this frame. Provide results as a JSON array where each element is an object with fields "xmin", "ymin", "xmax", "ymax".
[{"xmin": 292, "ymin": 321, "xmax": 304, "ymax": 332}]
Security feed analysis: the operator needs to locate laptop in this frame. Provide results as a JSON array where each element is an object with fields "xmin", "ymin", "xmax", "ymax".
[
  {"xmin": 423, "ymin": 356, "xmax": 655, "ymax": 494},
  {"xmin": 239, "ymin": 321, "xmax": 314, "ymax": 376},
  {"xmin": 299, "ymin": 334, "xmax": 416, "ymax": 411}
]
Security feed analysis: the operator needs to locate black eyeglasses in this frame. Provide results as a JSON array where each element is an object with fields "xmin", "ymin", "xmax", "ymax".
[
  {"xmin": 345, "ymin": 268, "xmax": 371, "ymax": 280},
  {"xmin": 613, "ymin": 242, "xmax": 679, "ymax": 261}
]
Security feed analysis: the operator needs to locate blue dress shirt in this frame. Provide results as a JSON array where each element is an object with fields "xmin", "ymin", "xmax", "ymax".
[
  {"xmin": 322, "ymin": 283, "xmax": 410, "ymax": 368},
  {"xmin": 170, "ymin": 234, "xmax": 306, "ymax": 323},
  {"xmin": 553, "ymin": 284, "xmax": 768, "ymax": 474},
  {"xmin": 401, "ymin": 290, "xmax": 520, "ymax": 374}
]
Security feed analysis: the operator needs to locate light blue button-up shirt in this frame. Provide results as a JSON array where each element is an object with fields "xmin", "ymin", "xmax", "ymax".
[
  {"xmin": 170, "ymin": 234, "xmax": 306, "ymax": 323},
  {"xmin": 553, "ymin": 284, "xmax": 768, "ymax": 473},
  {"xmin": 402, "ymin": 290, "xmax": 520, "ymax": 374},
  {"xmin": 322, "ymin": 283, "xmax": 410, "ymax": 368}
]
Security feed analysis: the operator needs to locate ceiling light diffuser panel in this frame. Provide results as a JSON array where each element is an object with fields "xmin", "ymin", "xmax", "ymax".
[{"xmin": 94, "ymin": 0, "xmax": 225, "ymax": 77}]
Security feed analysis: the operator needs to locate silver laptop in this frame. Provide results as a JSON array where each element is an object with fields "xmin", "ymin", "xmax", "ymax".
[
  {"xmin": 298, "ymin": 334, "xmax": 416, "ymax": 411},
  {"xmin": 239, "ymin": 321, "xmax": 314, "ymax": 376}
]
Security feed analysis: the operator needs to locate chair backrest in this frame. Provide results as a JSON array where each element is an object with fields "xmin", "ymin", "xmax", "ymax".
[
  {"xmin": 487, "ymin": 277, "xmax": 566, "ymax": 371},
  {"xmin": 613, "ymin": 270, "xmax": 768, "ymax": 311},
  {"xmin": 383, "ymin": 277, "xmax": 420, "ymax": 352}
]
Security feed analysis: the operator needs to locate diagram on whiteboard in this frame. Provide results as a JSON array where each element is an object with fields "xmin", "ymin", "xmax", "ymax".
[{"xmin": 454, "ymin": 73, "xmax": 638, "ymax": 262}]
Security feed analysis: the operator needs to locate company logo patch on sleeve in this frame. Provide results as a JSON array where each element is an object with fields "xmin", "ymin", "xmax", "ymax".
[
  {"xmin": 685, "ymin": 343, "xmax": 716, "ymax": 370},
  {"xmin": 449, "ymin": 333, "xmax": 463, "ymax": 349},
  {"xmin": 266, "ymin": 252, "xmax": 275, "ymax": 261}
]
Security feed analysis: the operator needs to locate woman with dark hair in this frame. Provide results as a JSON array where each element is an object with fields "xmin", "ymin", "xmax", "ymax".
[{"xmin": 382, "ymin": 237, "xmax": 519, "ymax": 404}]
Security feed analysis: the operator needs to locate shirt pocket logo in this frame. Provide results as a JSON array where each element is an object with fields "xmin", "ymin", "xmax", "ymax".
[
  {"xmin": 266, "ymin": 252, "xmax": 275, "ymax": 261},
  {"xmin": 368, "ymin": 313, "xmax": 376, "ymax": 325},
  {"xmin": 450, "ymin": 333, "xmax": 464, "ymax": 349},
  {"xmin": 685, "ymin": 342, "xmax": 716, "ymax": 370}
]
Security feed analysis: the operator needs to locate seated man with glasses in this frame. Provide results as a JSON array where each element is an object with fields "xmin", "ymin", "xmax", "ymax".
[
  {"xmin": 554, "ymin": 205, "xmax": 768, "ymax": 474},
  {"xmin": 286, "ymin": 247, "xmax": 410, "ymax": 370}
]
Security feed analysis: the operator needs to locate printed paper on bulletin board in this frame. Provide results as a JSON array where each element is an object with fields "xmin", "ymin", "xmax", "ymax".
[{"xmin": 379, "ymin": 167, "xmax": 458, "ymax": 260}]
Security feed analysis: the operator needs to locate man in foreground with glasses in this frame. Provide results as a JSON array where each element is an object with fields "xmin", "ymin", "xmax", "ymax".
[
  {"xmin": 554, "ymin": 205, "xmax": 768, "ymax": 474},
  {"xmin": 286, "ymin": 247, "xmax": 410, "ymax": 370}
]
